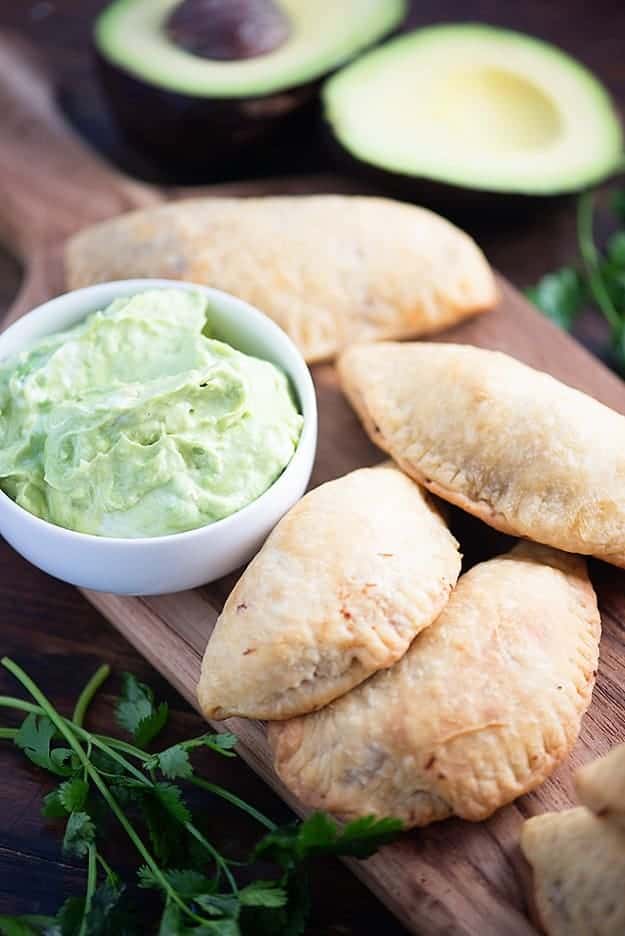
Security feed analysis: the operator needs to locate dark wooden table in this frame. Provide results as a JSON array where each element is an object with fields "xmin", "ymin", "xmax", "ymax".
[{"xmin": 1, "ymin": 1, "xmax": 624, "ymax": 933}]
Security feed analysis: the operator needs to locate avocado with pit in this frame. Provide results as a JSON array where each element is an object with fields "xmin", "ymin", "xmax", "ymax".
[
  {"xmin": 94, "ymin": 0, "xmax": 406, "ymax": 172},
  {"xmin": 323, "ymin": 23, "xmax": 623, "ymax": 201}
]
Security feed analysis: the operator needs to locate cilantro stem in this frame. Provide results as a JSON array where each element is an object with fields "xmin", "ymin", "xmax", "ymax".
[
  {"xmin": 184, "ymin": 822, "xmax": 238, "ymax": 893},
  {"xmin": 0, "ymin": 696, "xmax": 39, "ymax": 715},
  {"xmin": 99, "ymin": 736, "xmax": 276, "ymax": 830},
  {"xmin": 189, "ymin": 777, "xmax": 276, "ymax": 831},
  {"xmin": 0, "ymin": 728, "xmax": 17, "ymax": 739},
  {"xmin": 1, "ymin": 658, "xmax": 212, "ymax": 929},
  {"xmin": 78, "ymin": 844, "xmax": 97, "ymax": 936},
  {"xmin": 578, "ymin": 192, "xmax": 623, "ymax": 335},
  {"xmin": 0, "ymin": 694, "xmax": 148, "ymax": 784},
  {"xmin": 95, "ymin": 850, "xmax": 116, "ymax": 884},
  {"xmin": 86, "ymin": 735, "xmax": 150, "ymax": 785},
  {"xmin": 0, "ymin": 692, "xmax": 276, "ymax": 834},
  {"xmin": 73, "ymin": 665, "xmax": 110, "ymax": 728},
  {"xmin": 93, "ymin": 735, "xmax": 152, "ymax": 761}
]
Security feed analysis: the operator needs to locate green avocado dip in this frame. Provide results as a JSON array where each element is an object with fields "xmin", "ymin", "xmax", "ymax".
[{"xmin": 0, "ymin": 289, "xmax": 303, "ymax": 537}]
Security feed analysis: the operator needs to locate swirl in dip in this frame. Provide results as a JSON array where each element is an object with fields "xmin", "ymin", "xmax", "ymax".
[{"xmin": 0, "ymin": 289, "xmax": 303, "ymax": 537}]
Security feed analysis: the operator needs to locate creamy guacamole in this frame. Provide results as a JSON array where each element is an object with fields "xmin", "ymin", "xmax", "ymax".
[{"xmin": 0, "ymin": 290, "xmax": 303, "ymax": 537}]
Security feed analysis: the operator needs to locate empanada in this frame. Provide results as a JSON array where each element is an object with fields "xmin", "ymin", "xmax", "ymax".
[
  {"xmin": 521, "ymin": 808, "xmax": 625, "ymax": 936},
  {"xmin": 198, "ymin": 464, "xmax": 461, "ymax": 721},
  {"xmin": 269, "ymin": 542, "xmax": 600, "ymax": 826},
  {"xmin": 575, "ymin": 742, "xmax": 625, "ymax": 830},
  {"xmin": 64, "ymin": 196, "xmax": 497, "ymax": 363},
  {"xmin": 339, "ymin": 341, "xmax": 625, "ymax": 567}
]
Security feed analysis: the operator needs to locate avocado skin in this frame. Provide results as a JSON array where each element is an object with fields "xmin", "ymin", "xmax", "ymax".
[
  {"xmin": 322, "ymin": 125, "xmax": 573, "ymax": 227},
  {"xmin": 94, "ymin": 5, "xmax": 407, "ymax": 177},
  {"xmin": 95, "ymin": 47, "xmax": 325, "ymax": 174}
]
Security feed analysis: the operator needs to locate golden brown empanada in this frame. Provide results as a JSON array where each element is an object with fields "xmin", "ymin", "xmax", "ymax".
[
  {"xmin": 197, "ymin": 464, "xmax": 461, "ymax": 721},
  {"xmin": 575, "ymin": 742, "xmax": 625, "ymax": 830},
  {"xmin": 269, "ymin": 542, "xmax": 600, "ymax": 826},
  {"xmin": 521, "ymin": 808, "xmax": 625, "ymax": 936},
  {"xmin": 64, "ymin": 196, "xmax": 497, "ymax": 363},
  {"xmin": 339, "ymin": 341, "xmax": 625, "ymax": 567}
]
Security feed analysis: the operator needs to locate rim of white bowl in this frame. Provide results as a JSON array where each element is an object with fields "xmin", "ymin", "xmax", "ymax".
[{"xmin": 0, "ymin": 278, "xmax": 317, "ymax": 545}]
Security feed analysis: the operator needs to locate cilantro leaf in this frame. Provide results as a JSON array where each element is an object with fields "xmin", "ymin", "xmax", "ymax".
[
  {"xmin": 152, "ymin": 746, "xmax": 193, "ymax": 780},
  {"xmin": 13, "ymin": 715, "xmax": 73, "ymax": 777},
  {"xmin": 82, "ymin": 881, "xmax": 137, "ymax": 936},
  {"xmin": 252, "ymin": 825, "xmax": 299, "ymax": 870},
  {"xmin": 58, "ymin": 778, "xmax": 89, "ymax": 813},
  {"xmin": 0, "ymin": 917, "xmax": 56, "ymax": 936},
  {"xmin": 140, "ymin": 785, "xmax": 190, "ymax": 865},
  {"xmin": 145, "ymin": 733, "xmax": 238, "ymax": 779},
  {"xmin": 181, "ymin": 732, "xmax": 237, "ymax": 759},
  {"xmin": 154, "ymin": 783, "xmax": 191, "ymax": 824},
  {"xmin": 325, "ymin": 815, "xmax": 403, "ymax": 857},
  {"xmin": 599, "ymin": 258, "xmax": 625, "ymax": 331},
  {"xmin": 276, "ymin": 871, "xmax": 310, "ymax": 936},
  {"xmin": 607, "ymin": 230, "xmax": 625, "ymax": 267},
  {"xmin": 116, "ymin": 674, "xmax": 168, "ymax": 749},
  {"xmin": 133, "ymin": 708, "xmax": 169, "ymax": 750},
  {"xmin": 42, "ymin": 779, "xmax": 89, "ymax": 820},
  {"xmin": 203, "ymin": 923, "xmax": 240, "ymax": 936},
  {"xmin": 137, "ymin": 867, "xmax": 215, "ymax": 899},
  {"xmin": 612, "ymin": 188, "xmax": 625, "ymax": 223},
  {"xmin": 156, "ymin": 902, "xmax": 181, "ymax": 936},
  {"xmin": 62, "ymin": 811, "xmax": 95, "ymax": 858},
  {"xmin": 254, "ymin": 813, "xmax": 402, "ymax": 869},
  {"xmin": 42, "ymin": 789, "xmax": 68, "ymax": 819},
  {"xmin": 135, "ymin": 865, "xmax": 157, "ymax": 890},
  {"xmin": 201, "ymin": 733, "xmax": 238, "ymax": 757},
  {"xmin": 3, "ymin": 658, "xmax": 403, "ymax": 936},
  {"xmin": 238, "ymin": 882, "xmax": 286, "ymax": 909},
  {"xmin": 53, "ymin": 896, "xmax": 85, "ymax": 935},
  {"xmin": 195, "ymin": 894, "xmax": 239, "ymax": 919},
  {"xmin": 211, "ymin": 922, "xmax": 240, "ymax": 936},
  {"xmin": 166, "ymin": 870, "xmax": 216, "ymax": 899},
  {"xmin": 90, "ymin": 748, "xmax": 126, "ymax": 778},
  {"xmin": 156, "ymin": 901, "xmax": 239, "ymax": 935},
  {"xmin": 525, "ymin": 267, "xmax": 585, "ymax": 330},
  {"xmin": 50, "ymin": 749, "xmax": 78, "ymax": 775},
  {"xmin": 155, "ymin": 901, "xmax": 178, "ymax": 936},
  {"xmin": 82, "ymin": 882, "xmax": 121, "ymax": 934}
]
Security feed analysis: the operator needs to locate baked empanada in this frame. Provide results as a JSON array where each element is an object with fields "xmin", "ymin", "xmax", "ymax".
[
  {"xmin": 198, "ymin": 464, "xmax": 460, "ymax": 721},
  {"xmin": 64, "ymin": 196, "xmax": 497, "ymax": 363},
  {"xmin": 269, "ymin": 542, "xmax": 600, "ymax": 826},
  {"xmin": 339, "ymin": 341, "xmax": 625, "ymax": 567},
  {"xmin": 521, "ymin": 808, "xmax": 625, "ymax": 936},
  {"xmin": 575, "ymin": 742, "xmax": 625, "ymax": 830}
]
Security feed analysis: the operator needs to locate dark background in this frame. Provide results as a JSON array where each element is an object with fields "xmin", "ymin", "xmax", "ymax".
[{"xmin": 1, "ymin": 1, "xmax": 625, "ymax": 933}]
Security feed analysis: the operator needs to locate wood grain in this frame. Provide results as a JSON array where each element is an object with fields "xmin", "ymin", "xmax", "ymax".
[{"xmin": 1, "ymin": 27, "xmax": 625, "ymax": 936}]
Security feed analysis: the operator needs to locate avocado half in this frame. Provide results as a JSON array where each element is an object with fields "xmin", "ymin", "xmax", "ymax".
[
  {"xmin": 94, "ymin": 0, "xmax": 406, "ymax": 173},
  {"xmin": 323, "ymin": 24, "xmax": 624, "ymax": 201}
]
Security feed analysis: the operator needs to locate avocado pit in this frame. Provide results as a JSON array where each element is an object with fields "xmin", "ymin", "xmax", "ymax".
[{"xmin": 165, "ymin": 0, "xmax": 291, "ymax": 61}]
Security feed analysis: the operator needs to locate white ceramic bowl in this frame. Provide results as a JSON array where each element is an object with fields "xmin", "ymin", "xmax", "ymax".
[{"xmin": 0, "ymin": 279, "xmax": 317, "ymax": 595}]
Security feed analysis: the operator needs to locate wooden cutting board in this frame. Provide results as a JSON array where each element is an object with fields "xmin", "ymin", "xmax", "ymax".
[{"xmin": 2, "ymin": 31, "xmax": 625, "ymax": 936}]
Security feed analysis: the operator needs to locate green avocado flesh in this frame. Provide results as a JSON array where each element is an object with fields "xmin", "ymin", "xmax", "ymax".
[
  {"xmin": 323, "ymin": 23, "xmax": 624, "ymax": 194},
  {"xmin": 0, "ymin": 290, "xmax": 303, "ymax": 538},
  {"xmin": 95, "ymin": 0, "xmax": 406, "ymax": 97}
]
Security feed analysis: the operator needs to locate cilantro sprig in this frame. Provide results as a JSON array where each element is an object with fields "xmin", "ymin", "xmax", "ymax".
[
  {"xmin": 526, "ymin": 189, "xmax": 625, "ymax": 371},
  {"xmin": 0, "ymin": 658, "xmax": 402, "ymax": 935}
]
